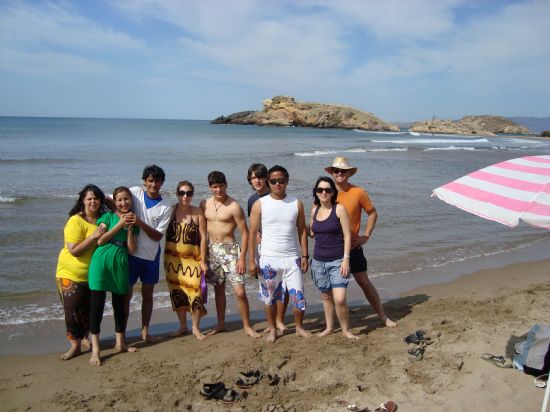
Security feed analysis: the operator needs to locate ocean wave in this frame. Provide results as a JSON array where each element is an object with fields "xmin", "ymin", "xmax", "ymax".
[
  {"xmin": 354, "ymin": 129, "xmax": 407, "ymax": 135},
  {"xmin": 369, "ymin": 138, "xmax": 490, "ymax": 144},
  {"xmin": 294, "ymin": 148, "xmax": 367, "ymax": 157},
  {"xmin": 0, "ymin": 158, "xmax": 78, "ymax": 165},
  {"xmin": 0, "ymin": 195, "xmax": 18, "ymax": 203},
  {"xmin": 423, "ymin": 146, "xmax": 478, "ymax": 151}
]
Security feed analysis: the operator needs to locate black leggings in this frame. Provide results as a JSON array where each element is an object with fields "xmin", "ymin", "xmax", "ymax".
[{"xmin": 89, "ymin": 290, "xmax": 126, "ymax": 334}]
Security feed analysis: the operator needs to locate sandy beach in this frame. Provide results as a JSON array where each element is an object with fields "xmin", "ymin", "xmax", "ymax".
[{"xmin": 1, "ymin": 258, "xmax": 548, "ymax": 411}]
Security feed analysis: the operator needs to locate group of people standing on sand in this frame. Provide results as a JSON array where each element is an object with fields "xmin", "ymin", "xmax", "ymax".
[{"xmin": 55, "ymin": 157, "xmax": 396, "ymax": 365}]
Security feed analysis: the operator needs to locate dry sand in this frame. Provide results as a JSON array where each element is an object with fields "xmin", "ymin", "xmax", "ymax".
[{"xmin": 1, "ymin": 259, "xmax": 549, "ymax": 411}]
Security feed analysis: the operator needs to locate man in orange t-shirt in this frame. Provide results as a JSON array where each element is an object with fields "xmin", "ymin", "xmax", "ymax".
[{"xmin": 325, "ymin": 157, "xmax": 396, "ymax": 328}]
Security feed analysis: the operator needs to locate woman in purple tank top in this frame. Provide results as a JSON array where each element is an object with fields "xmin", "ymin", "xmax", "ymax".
[{"xmin": 309, "ymin": 176, "xmax": 358, "ymax": 339}]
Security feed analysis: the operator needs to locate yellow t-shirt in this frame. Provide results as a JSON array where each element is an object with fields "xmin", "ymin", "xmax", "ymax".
[
  {"xmin": 336, "ymin": 185, "xmax": 374, "ymax": 237},
  {"xmin": 55, "ymin": 214, "xmax": 98, "ymax": 282}
]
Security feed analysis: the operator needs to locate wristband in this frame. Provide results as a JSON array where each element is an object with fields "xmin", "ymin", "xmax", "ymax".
[{"xmin": 302, "ymin": 255, "xmax": 309, "ymax": 259}]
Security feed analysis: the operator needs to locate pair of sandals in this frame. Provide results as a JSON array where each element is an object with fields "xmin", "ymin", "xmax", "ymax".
[
  {"xmin": 235, "ymin": 370, "xmax": 280, "ymax": 389},
  {"xmin": 200, "ymin": 382, "xmax": 243, "ymax": 403},
  {"xmin": 404, "ymin": 330, "xmax": 433, "ymax": 361}
]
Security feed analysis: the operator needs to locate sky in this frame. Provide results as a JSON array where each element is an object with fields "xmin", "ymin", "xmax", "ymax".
[{"xmin": 1, "ymin": 0, "xmax": 549, "ymax": 122}]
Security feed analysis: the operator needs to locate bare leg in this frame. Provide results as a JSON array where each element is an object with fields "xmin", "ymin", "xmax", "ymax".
[
  {"xmin": 140, "ymin": 283, "xmax": 158, "ymax": 342},
  {"xmin": 265, "ymin": 304, "xmax": 277, "ymax": 343},
  {"xmin": 61, "ymin": 338, "xmax": 81, "ymax": 360},
  {"xmin": 318, "ymin": 291, "xmax": 335, "ymax": 337},
  {"xmin": 81, "ymin": 335, "xmax": 91, "ymax": 352},
  {"xmin": 275, "ymin": 296, "xmax": 289, "ymax": 335},
  {"xmin": 353, "ymin": 271, "xmax": 396, "ymax": 327},
  {"xmin": 333, "ymin": 288, "xmax": 359, "ymax": 339},
  {"xmin": 171, "ymin": 309, "xmax": 188, "ymax": 337},
  {"xmin": 233, "ymin": 284, "xmax": 261, "ymax": 338},
  {"xmin": 294, "ymin": 308, "xmax": 311, "ymax": 338},
  {"xmin": 89, "ymin": 334, "xmax": 101, "ymax": 366},
  {"xmin": 207, "ymin": 283, "xmax": 226, "ymax": 336},
  {"xmin": 191, "ymin": 310, "xmax": 207, "ymax": 341},
  {"xmin": 124, "ymin": 287, "xmax": 133, "ymax": 332}
]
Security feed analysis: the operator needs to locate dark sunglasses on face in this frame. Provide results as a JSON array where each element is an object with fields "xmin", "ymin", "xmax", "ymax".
[
  {"xmin": 269, "ymin": 178, "xmax": 287, "ymax": 185},
  {"xmin": 315, "ymin": 187, "xmax": 333, "ymax": 194},
  {"xmin": 177, "ymin": 190, "xmax": 194, "ymax": 197},
  {"xmin": 332, "ymin": 168, "xmax": 348, "ymax": 175}
]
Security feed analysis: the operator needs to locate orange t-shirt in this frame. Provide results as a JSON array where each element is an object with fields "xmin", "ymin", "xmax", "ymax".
[{"xmin": 336, "ymin": 185, "xmax": 374, "ymax": 237}]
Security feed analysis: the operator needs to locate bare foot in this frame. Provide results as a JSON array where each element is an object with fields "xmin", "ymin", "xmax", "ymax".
[
  {"xmin": 193, "ymin": 329, "xmax": 207, "ymax": 341},
  {"xmin": 170, "ymin": 327, "xmax": 188, "ymax": 337},
  {"xmin": 276, "ymin": 323, "xmax": 289, "ymax": 336},
  {"xmin": 142, "ymin": 334, "xmax": 158, "ymax": 343},
  {"xmin": 244, "ymin": 326, "xmax": 262, "ymax": 339},
  {"xmin": 206, "ymin": 325, "xmax": 225, "ymax": 336},
  {"xmin": 60, "ymin": 347, "xmax": 81, "ymax": 360},
  {"xmin": 342, "ymin": 330, "xmax": 359, "ymax": 340},
  {"xmin": 81, "ymin": 337, "xmax": 91, "ymax": 352},
  {"xmin": 89, "ymin": 351, "xmax": 101, "ymax": 366},
  {"xmin": 384, "ymin": 318, "xmax": 397, "ymax": 328},
  {"xmin": 263, "ymin": 326, "xmax": 271, "ymax": 333},
  {"xmin": 266, "ymin": 330, "xmax": 277, "ymax": 343},
  {"xmin": 296, "ymin": 327, "xmax": 312, "ymax": 338},
  {"xmin": 114, "ymin": 343, "xmax": 138, "ymax": 353},
  {"xmin": 317, "ymin": 328, "xmax": 333, "ymax": 337}
]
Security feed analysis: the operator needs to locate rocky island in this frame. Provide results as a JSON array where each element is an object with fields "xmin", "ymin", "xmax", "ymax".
[
  {"xmin": 410, "ymin": 115, "xmax": 531, "ymax": 136},
  {"xmin": 211, "ymin": 96, "xmax": 400, "ymax": 132}
]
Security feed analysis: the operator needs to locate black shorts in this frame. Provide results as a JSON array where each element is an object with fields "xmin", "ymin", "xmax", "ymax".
[{"xmin": 349, "ymin": 246, "xmax": 368, "ymax": 274}]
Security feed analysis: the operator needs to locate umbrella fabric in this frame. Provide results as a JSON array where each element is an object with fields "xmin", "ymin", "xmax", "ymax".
[{"xmin": 432, "ymin": 155, "xmax": 550, "ymax": 230}]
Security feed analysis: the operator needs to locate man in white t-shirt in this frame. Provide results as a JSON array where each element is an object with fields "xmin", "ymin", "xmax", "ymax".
[{"xmin": 126, "ymin": 165, "xmax": 172, "ymax": 343}]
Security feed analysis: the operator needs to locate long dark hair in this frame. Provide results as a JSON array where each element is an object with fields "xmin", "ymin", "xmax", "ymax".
[
  {"xmin": 68, "ymin": 184, "xmax": 106, "ymax": 217},
  {"xmin": 312, "ymin": 176, "xmax": 338, "ymax": 206}
]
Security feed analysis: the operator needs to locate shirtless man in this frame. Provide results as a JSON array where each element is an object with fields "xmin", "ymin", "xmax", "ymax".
[
  {"xmin": 249, "ymin": 165, "xmax": 311, "ymax": 343},
  {"xmin": 200, "ymin": 171, "xmax": 261, "ymax": 338}
]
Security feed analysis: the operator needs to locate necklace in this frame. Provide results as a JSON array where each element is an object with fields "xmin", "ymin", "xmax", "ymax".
[{"xmin": 214, "ymin": 197, "xmax": 226, "ymax": 213}]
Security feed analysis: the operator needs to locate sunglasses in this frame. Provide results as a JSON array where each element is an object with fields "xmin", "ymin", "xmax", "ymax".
[
  {"xmin": 269, "ymin": 178, "xmax": 287, "ymax": 185},
  {"xmin": 177, "ymin": 190, "xmax": 194, "ymax": 197},
  {"xmin": 332, "ymin": 168, "xmax": 348, "ymax": 175},
  {"xmin": 315, "ymin": 187, "xmax": 333, "ymax": 194}
]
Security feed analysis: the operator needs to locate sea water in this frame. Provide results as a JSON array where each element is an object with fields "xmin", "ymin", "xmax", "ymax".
[{"xmin": 1, "ymin": 117, "xmax": 549, "ymax": 352}]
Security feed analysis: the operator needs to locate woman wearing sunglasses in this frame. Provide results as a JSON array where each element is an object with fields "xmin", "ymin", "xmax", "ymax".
[
  {"xmin": 163, "ymin": 181, "xmax": 209, "ymax": 340},
  {"xmin": 309, "ymin": 176, "xmax": 358, "ymax": 339}
]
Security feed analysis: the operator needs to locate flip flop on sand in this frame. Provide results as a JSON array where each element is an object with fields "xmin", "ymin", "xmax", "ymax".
[
  {"xmin": 374, "ymin": 400, "xmax": 398, "ymax": 412},
  {"xmin": 236, "ymin": 370, "xmax": 263, "ymax": 389},
  {"xmin": 480, "ymin": 353, "xmax": 513, "ymax": 368},
  {"xmin": 408, "ymin": 346, "xmax": 425, "ymax": 361},
  {"xmin": 200, "ymin": 382, "xmax": 243, "ymax": 403},
  {"xmin": 404, "ymin": 330, "xmax": 433, "ymax": 346},
  {"xmin": 535, "ymin": 374, "xmax": 549, "ymax": 388}
]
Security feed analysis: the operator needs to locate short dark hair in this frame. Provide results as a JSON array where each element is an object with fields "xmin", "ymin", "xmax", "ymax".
[
  {"xmin": 142, "ymin": 164, "xmax": 165, "ymax": 182},
  {"xmin": 268, "ymin": 165, "xmax": 289, "ymax": 180},
  {"xmin": 313, "ymin": 176, "xmax": 338, "ymax": 205},
  {"xmin": 247, "ymin": 163, "xmax": 268, "ymax": 185},
  {"xmin": 208, "ymin": 171, "xmax": 227, "ymax": 186},
  {"xmin": 68, "ymin": 184, "xmax": 106, "ymax": 217}
]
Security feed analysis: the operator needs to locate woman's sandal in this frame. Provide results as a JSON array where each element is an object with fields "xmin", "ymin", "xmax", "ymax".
[
  {"xmin": 236, "ymin": 370, "xmax": 263, "ymax": 389},
  {"xmin": 200, "ymin": 382, "xmax": 243, "ymax": 403},
  {"xmin": 480, "ymin": 353, "xmax": 513, "ymax": 368},
  {"xmin": 374, "ymin": 400, "xmax": 398, "ymax": 412},
  {"xmin": 535, "ymin": 374, "xmax": 549, "ymax": 388}
]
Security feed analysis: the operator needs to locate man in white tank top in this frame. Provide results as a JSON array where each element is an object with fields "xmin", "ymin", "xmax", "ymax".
[{"xmin": 248, "ymin": 165, "xmax": 311, "ymax": 343}]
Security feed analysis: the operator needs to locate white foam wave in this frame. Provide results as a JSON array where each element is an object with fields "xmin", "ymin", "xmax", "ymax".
[
  {"xmin": 368, "ymin": 148, "xmax": 408, "ymax": 152},
  {"xmin": 294, "ymin": 148, "xmax": 367, "ymax": 157},
  {"xmin": 0, "ymin": 195, "xmax": 17, "ymax": 203},
  {"xmin": 424, "ymin": 146, "xmax": 477, "ymax": 151},
  {"xmin": 370, "ymin": 138, "xmax": 489, "ymax": 144},
  {"xmin": 354, "ymin": 129, "xmax": 406, "ymax": 135}
]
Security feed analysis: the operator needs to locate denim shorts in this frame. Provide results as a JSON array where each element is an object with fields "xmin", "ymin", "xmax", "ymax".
[{"xmin": 310, "ymin": 258, "xmax": 349, "ymax": 293}]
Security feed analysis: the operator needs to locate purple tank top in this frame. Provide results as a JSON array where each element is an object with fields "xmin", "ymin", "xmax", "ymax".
[{"xmin": 312, "ymin": 205, "xmax": 344, "ymax": 261}]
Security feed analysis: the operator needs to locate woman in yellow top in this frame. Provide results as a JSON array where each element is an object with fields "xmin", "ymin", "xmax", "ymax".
[{"xmin": 56, "ymin": 184, "xmax": 107, "ymax": 360}]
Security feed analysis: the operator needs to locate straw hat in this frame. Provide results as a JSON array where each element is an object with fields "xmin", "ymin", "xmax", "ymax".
[{"xmin": 324, "ymin": 156, "xmax": 357, "ymax": 176}]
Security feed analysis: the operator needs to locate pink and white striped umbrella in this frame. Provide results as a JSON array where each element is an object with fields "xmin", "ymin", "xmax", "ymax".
[{"xmin": 432, "ymin": 155, "xmax": 550, "ymax": 230}]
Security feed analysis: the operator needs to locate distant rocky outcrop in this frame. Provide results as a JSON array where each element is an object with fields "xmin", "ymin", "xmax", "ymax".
[
  {"xmin": 410, "ymin": 115, "xmax": 531, "ymax": 136},
  {"xmin": 211, "ymin": 96, "xmax": 400, "ymax": 132}
]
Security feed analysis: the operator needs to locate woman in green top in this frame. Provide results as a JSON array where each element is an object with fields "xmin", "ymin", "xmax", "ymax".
[
  {"xmin": 88, "ymin": 186, "xmax": 138, "ymax": 366},
  {"xmin": 56, "ymin": 184, "xmax": 107, "ymax": 360}
]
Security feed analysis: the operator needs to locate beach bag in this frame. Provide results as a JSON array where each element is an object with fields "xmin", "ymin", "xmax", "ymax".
[
  {"xmin": 514, "ymin": 324, "xmax": 550, "ymax": 376},
  {"xmin": 200, "ymin": 271, "xmax": 208, "ymax": 304}
]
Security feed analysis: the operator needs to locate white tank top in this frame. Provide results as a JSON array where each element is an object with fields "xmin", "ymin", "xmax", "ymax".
[{"xmin": 260, "ymin": 195, "xmax": 299, "ymax": 258}]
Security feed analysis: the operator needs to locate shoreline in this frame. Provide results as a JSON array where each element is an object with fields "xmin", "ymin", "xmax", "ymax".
[{"xmin": 1, "ymin": 257, "xmax": 549, "ymax": 410}]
